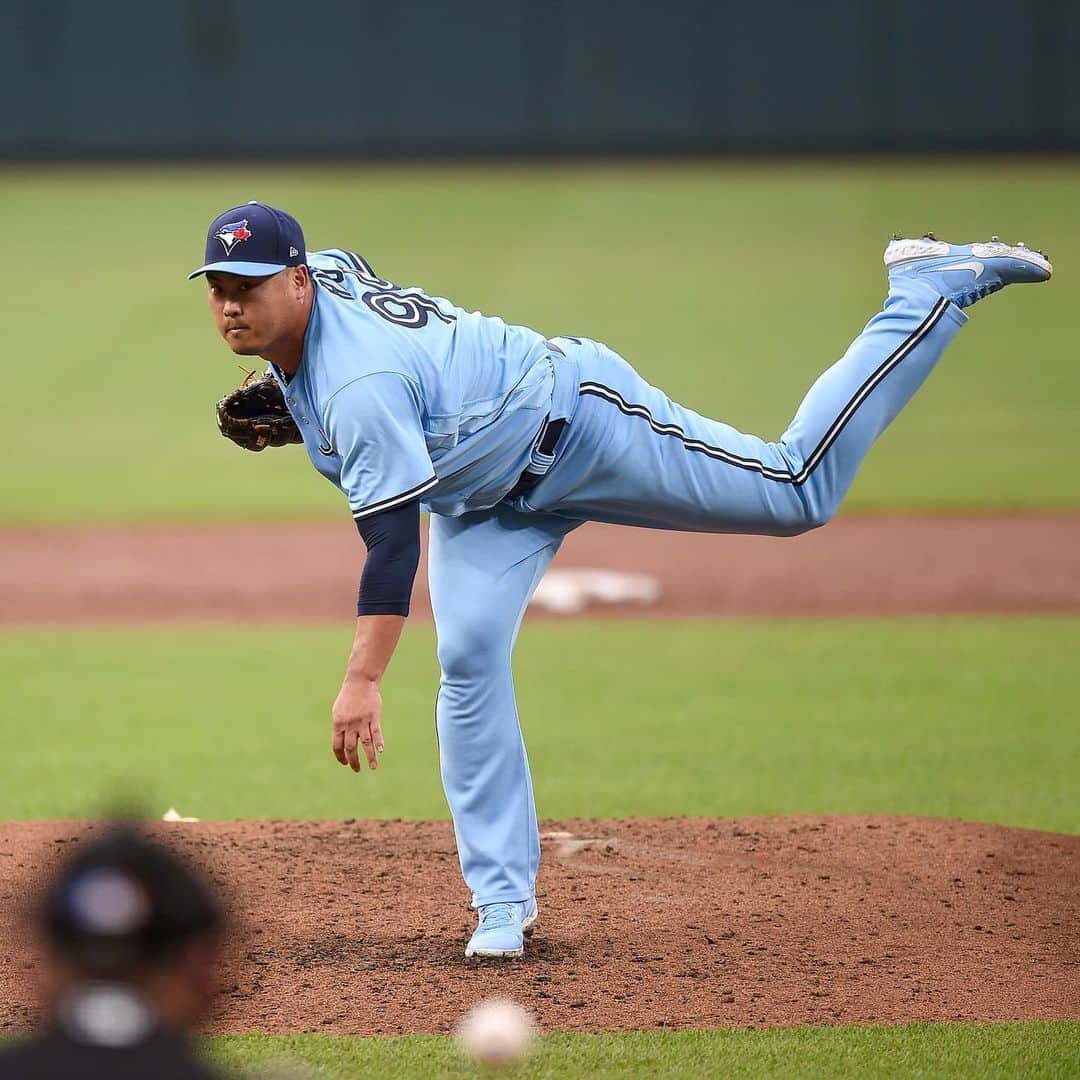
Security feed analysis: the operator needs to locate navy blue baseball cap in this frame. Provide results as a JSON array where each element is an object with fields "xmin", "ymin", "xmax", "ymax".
[
  {"xmin": 188, "ymin": 200, "xmax": 306, "ymax": 280},
  {"xmin": 41, "ymin": 825, "xmax": 222, "ymax": 970}
]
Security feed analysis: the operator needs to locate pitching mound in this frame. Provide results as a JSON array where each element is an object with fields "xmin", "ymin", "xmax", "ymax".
[{"xmin": 1, "ymin": 816, "xmax": 1077, "ymax": 1035}]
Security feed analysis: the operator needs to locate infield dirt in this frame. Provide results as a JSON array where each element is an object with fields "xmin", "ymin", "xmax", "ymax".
[
  {"xmin": 3, "ymin": 513, "xmax": 1080, "ymax": 625},
  {"xmin": 1, "ymin": 817, "xmax": 1077, "ymax": 1036}
]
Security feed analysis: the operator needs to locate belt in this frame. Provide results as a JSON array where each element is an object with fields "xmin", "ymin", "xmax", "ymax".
[
  {"xmin": 505, "ymin": 416, "xmax": 568, "ymax": 501},
  {"xmin": 504, "ymin": 339, "xmax": 576, "ymax": 502}
]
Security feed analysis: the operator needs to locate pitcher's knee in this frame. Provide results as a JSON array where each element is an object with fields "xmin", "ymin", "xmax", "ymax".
[
  {"xmin": 436, "ymin": 619, "xmax": 514, "ymax": 682},
  {"xmin": 772, "ymin": 496, "xmax": 835, "ymax": 535},
  {"xmin": 798, "ymin": 502, "xmax": 834, "ymax": 532}
]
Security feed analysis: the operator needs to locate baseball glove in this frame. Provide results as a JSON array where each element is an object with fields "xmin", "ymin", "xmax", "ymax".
[{"xmin": 216, "ymin": 370, "xmax": 303, "ymax": 452}]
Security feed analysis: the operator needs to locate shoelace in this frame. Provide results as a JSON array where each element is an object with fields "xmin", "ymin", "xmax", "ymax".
[
  {"xmin": 956, "ymin": 280, "xmax": 1003, "ymax": 309},
  {"xmin": 478, "ymin": 902, "xmax": 517, "ymax": 928}
]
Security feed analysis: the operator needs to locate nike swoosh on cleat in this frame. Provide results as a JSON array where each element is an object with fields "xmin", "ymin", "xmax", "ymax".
[{"xmin": 929, "ymin": 260, "xmax": 985, "ymax": 279}]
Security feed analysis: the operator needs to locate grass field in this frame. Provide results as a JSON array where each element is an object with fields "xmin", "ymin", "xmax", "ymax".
[
  {"xmin": 1, "ymin": 159, "xmax": 1077, "ymax": 521},
  {"xmin": 207, "ymin": 1022, "xmax": 1080, "ymax": 1079},
  {"xmin": 2, "ymin": 618, "xmax": 1077, "ymax": 830}
]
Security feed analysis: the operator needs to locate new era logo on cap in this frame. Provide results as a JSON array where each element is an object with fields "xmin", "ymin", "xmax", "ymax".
[{"xmin": 188, "ymin": 201, "xmax": 307, "ymax": 280}]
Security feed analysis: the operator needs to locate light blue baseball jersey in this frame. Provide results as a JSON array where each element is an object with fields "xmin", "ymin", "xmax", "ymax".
[{"xmin": 271, "ymin": 250, "xmax": 576, "ymax": 520}]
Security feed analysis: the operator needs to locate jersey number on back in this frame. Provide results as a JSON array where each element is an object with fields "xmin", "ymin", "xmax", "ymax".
[{"xmin": 312, "ymin": 251, "xmax": 455, "ymax": 329}]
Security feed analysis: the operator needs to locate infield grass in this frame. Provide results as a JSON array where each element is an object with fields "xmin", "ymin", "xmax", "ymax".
[
  {"xmin": 1, "ymin": 159, "xmax": 1076, "ymax": 522},
  {"xmin": 206, "ymin": 1021, "xmax": 1080, "ymax": 1078},
  {"xmin": 2, "ymin": 617, "xmax": 1077, "ymax": 833}
]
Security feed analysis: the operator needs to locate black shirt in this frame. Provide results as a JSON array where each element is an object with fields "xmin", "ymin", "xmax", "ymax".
[
  {"xmin": 0, "ymin": 1027, "xmax": 224, "ymax": 1080},
  {"xmin": 0, "ymin": 986, "xmax": 225, "ymax": 1080}
]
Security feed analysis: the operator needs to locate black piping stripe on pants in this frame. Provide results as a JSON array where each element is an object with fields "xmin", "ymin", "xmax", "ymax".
[{"xmin": 577, "ymin": 296, "xmax": 952, "ymax": 487}]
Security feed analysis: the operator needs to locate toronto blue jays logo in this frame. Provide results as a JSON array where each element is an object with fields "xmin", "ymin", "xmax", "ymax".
[{"xmin": 215, "ymin": 219, "xmax": 253, "ymax": 255}]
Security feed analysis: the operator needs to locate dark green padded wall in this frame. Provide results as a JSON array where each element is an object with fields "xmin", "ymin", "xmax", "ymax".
[{"xmin": 1, "ymin": 0, "xmax": 1075, "ymax": 155}]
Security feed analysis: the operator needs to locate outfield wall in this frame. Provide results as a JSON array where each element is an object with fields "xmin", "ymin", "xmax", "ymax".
[{"xmin": 3, "ymin": 0, "xmax": 1078, "ymax": 157}]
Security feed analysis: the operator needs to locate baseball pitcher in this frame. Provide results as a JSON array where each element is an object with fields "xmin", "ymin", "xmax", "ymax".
[{"xmin": 190, "ymin": 201, "xmax": 1050, "ymax": 958}]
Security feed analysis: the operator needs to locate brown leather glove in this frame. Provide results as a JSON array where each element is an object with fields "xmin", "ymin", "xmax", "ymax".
[{"xmin": 216, "ymin": 372, "xmax": 303, "ymax": 452}]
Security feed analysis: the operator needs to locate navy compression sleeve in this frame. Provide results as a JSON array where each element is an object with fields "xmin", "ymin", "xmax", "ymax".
[{"xmin": 354, "ymin": 499, "xmax": 421, "ymax": 617}]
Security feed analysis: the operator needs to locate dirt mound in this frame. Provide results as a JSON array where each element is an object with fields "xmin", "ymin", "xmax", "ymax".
[{"xmin": 1, "ymin": 816, "xmax": 1076, "ymax": 1035}]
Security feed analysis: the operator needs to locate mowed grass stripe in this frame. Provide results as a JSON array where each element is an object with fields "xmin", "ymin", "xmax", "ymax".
[
  {"xmin": 205, "ymin": 1022, "xmax": 1080, "ymax": 1078},
  {"xmin": 0, "ymin": 160, "xmax": 1077, "ymax": 521},
  {"xmin": 1, "ymin": 618, "xmax": 1077, "ymax": 833}
]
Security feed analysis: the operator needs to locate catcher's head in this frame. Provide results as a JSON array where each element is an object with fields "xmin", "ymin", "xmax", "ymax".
[
  {"xmin": 36, "ymin": 824, "xmax": 223, "ymax": 1033},
  {"xmin": 190, "ymin": 202, "xmax": 313, "ymax": 368}
]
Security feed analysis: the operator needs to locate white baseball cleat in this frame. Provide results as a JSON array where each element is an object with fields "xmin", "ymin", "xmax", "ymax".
[{"xmin": 884, "ymin": 233, "xmax": 1052, "ymax": 308}]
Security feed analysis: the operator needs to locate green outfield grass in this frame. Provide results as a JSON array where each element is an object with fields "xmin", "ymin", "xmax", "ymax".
[
  {"xmin": 2, "ymin": 617, "xmax": 1077, "ymax": 833},
  {"xmin": 206, "ymin": 1022, "xmax": 1080, "ymax": 1078},
  {"xmin": 4, "ymin": 1021, "xmax": 1077, "ymax": 1078},
  {"xmin": 0, "ymin": 159, "xmax": 1076, "ymax": 522}
]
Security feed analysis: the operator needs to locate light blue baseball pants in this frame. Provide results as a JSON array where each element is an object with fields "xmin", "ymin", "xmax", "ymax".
[{"xmin": 429, "ymin": 281, "xmax": 965, "ymax": 906}]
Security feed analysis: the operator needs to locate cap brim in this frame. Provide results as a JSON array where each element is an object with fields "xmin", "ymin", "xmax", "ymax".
[{"xmin": 187, "ymin": 261, "xmax": 287, "ymax": 281}]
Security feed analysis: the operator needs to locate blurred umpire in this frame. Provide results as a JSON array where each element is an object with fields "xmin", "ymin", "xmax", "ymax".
[{"xmin": 0, "ymin": 825, "xmax": 227, "ymax": 1079}]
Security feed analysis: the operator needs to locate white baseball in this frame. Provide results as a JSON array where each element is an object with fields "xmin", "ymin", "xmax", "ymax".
[{"xmin": 455, "ymin": 998, "xmax": 538, "ymax": 1067}]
